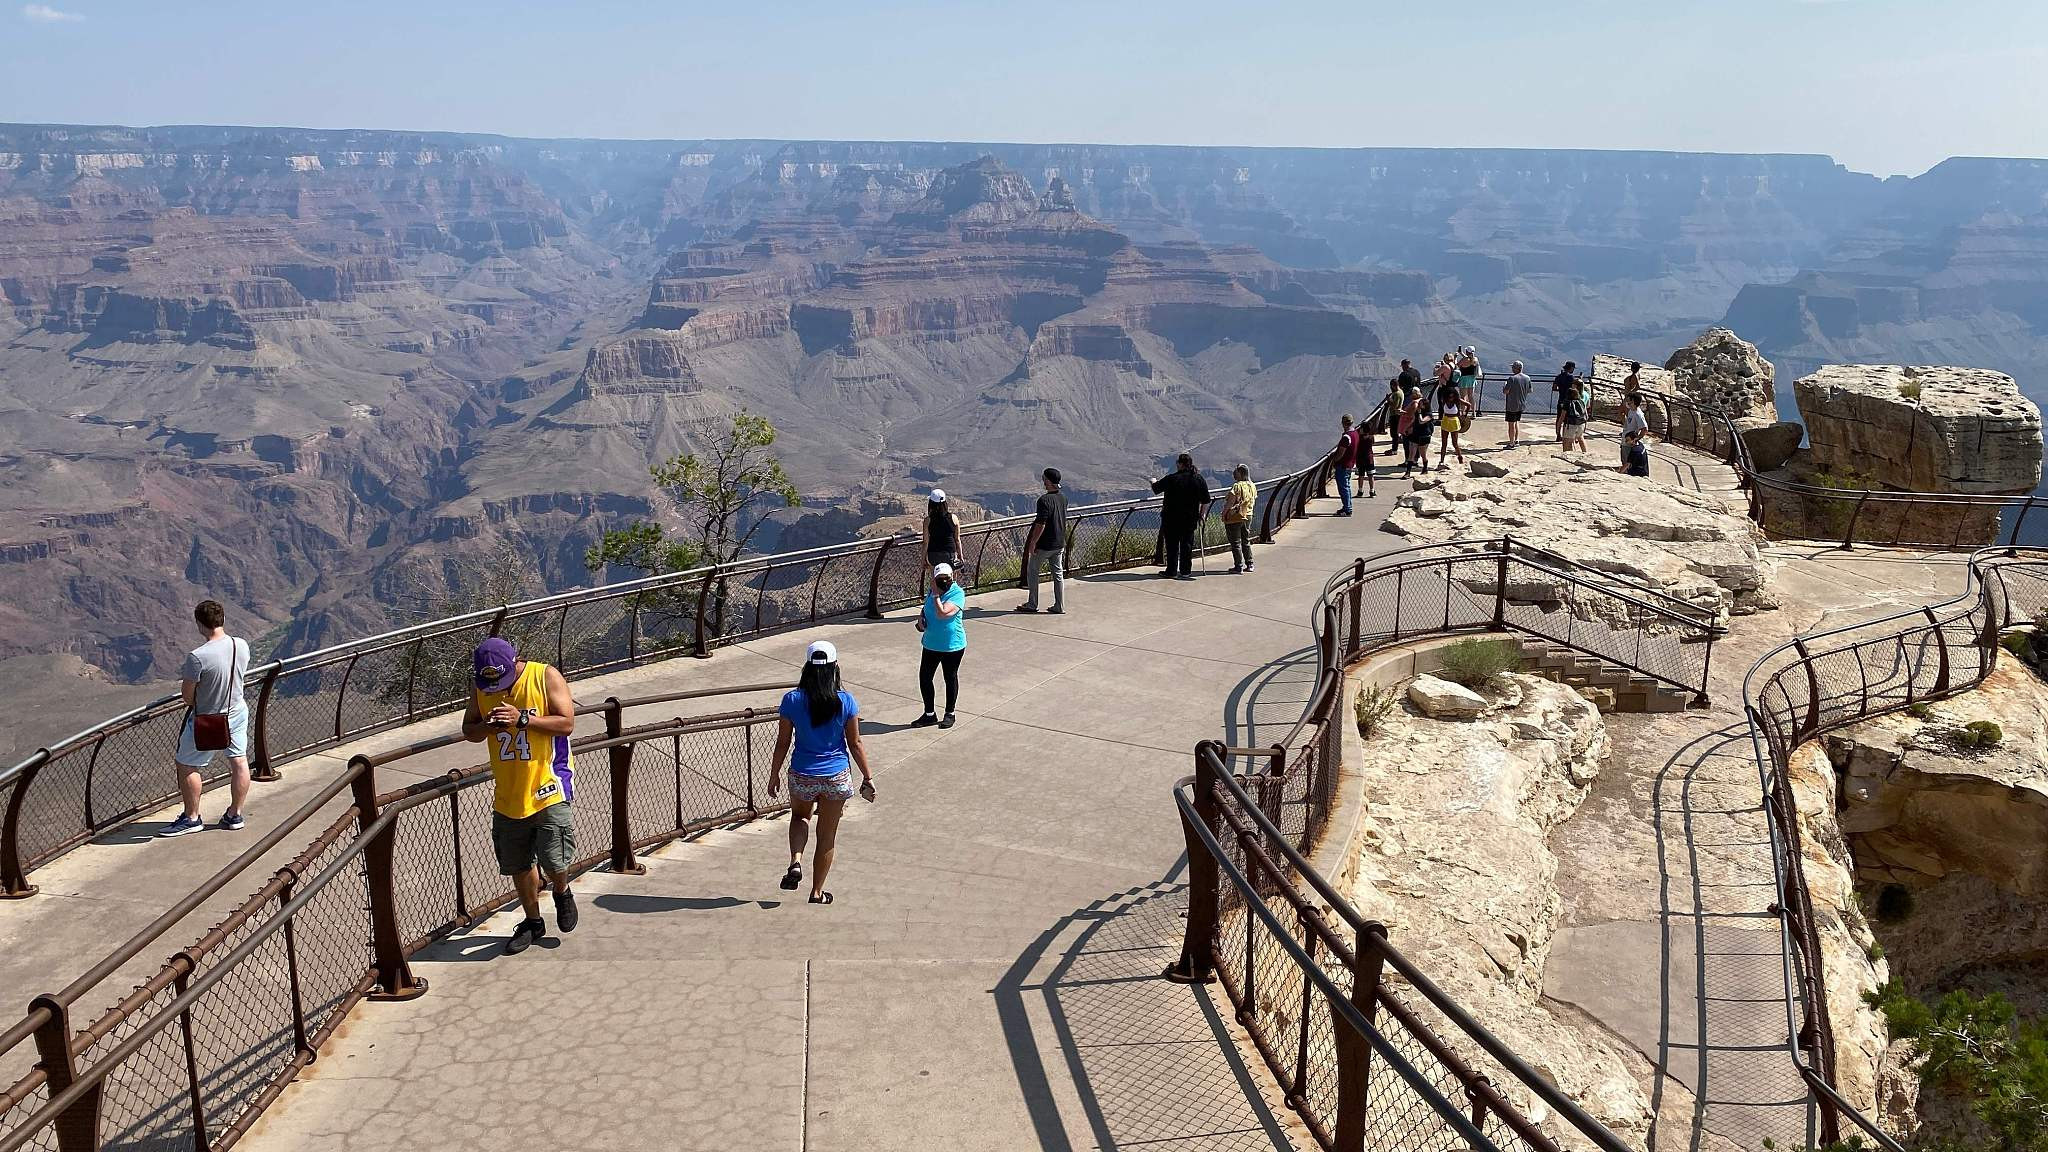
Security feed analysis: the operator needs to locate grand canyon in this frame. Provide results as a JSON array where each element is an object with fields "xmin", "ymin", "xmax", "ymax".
[{"xmin": 5, "ymin": 123, "xmax": 2048, "ymax": 755}]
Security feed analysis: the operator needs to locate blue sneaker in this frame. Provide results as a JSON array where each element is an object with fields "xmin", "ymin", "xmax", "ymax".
[
  {"xmin": 215, "ymin": 810, "xmax": 245, "ymax": 831},
  {"xmin": 157, "ymin": 813, "xmax": 205, "ymax": 838}
]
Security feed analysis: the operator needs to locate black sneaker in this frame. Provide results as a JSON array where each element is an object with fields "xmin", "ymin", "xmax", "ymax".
[
  {"xmin": 554, "ymin": 890, "xmax": 579, "ymax": 933},
  {"xmin": 505, "ymin": 917, "xmax": 545, "ymax": 955},
  {"xmin": 938, "ymin": 714, "xmax": 957, "ymax": 730},
  {"xmin": 1046, "ymin": 606, "xmax": 1064, "ymax": 615},
  {"xmin": 911, "ymin": 713, "xmax": 939, "ymax": 728}
]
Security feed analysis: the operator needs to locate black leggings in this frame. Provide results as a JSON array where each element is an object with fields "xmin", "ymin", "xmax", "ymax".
[{"xmin": 920, "ymin": 648, "xmax": 964, "ymax": 715}]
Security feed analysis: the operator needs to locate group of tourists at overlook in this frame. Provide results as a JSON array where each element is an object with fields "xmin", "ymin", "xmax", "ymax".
[{"xmin": 145, "ymin": 345, "xmax": 1663, "ymax": 948}]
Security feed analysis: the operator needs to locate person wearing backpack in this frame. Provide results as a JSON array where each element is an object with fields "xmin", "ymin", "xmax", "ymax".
[
  {"xmin": 1223, "ymin": 464, "xmax": 1257, "ymax": 573},
  {"xmin": 159, "ymin": 599, "xmax": 253, "ymax": 837},
  {"xmin": 1558, "ymin": 368, "xmax": 1590, "ymax": 453}
]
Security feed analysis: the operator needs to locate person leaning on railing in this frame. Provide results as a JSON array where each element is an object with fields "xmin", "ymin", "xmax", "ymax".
[{"xmin": 461, "ymin": 636, "xmax": 580, "ymax": 954}]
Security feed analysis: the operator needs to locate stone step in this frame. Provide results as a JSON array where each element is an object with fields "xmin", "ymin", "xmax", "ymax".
[{"xmin": 1513, "ymin": 638, "xmax": 1697, "ymax": 713}]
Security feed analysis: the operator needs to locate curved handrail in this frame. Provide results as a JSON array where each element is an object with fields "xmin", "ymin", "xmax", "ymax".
[
  {"xmin": 1736, "ymin": 546, "xmax": 2048, "ymax": 1150},
  {"xmin": 1173, "ymin": 537, "xmax": 1720, "ymax": 1152}
]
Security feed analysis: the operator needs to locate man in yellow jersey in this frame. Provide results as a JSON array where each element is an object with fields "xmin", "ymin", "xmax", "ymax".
[{"xmin": 462, "ymin": 637, "xmax": 580, "ymax": 954}]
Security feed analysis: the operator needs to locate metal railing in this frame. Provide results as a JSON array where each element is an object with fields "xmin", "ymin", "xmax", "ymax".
[
  {"xmin": 0, "ymin": 682, "xmax": 794, "ymax": 1152},
  {"xmin": 1170, "ymin": 537, "xmax": 1719, "ymax": 1152},
  {"xmin": 1740, "ymin": 547, "xmax": 2048, "ymax": 1151},
  {"xmin": 0, "ymin": 436, "xmax": 1362, "ymax": 898}
]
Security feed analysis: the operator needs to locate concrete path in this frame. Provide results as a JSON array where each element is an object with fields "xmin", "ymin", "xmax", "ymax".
[{"xmin": 226, "ymin": 497, "xmax": 1418, "ymax": 1152}]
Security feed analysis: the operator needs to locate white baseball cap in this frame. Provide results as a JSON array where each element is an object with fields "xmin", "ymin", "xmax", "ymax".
[
  {"xmin": 806, "ymin": 641, "xmax": 837, "ymax": 665},
  {"xmin": 928, "ymin": 488, "xmax": 947, "ymax": 503},
  {"xmin": 932, "ymin": 562, "xmax": 954, "ymax": 579}
]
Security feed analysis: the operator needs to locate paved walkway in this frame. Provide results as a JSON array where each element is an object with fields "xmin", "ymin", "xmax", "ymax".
[{"xmin": 5, "ymin": 414, "xmax": 1954, "ymax": 1152}]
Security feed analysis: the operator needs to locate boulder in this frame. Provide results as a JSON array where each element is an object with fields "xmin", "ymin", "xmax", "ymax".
[
  {"xmin": 1739, "ymin": 419, "xmax": 1803, "ymax": 472},
  {"xmin": 1663, "ymin": 327, "xmax": 1779, "ymax": 421},
  {"xmin": 1794, "ymin": 364, "xmax": 2042, "ymax": 495},
  {"xmin": 1408, "ymin": 673, "xmax": 1487, "ymax": 719},
  {"xmin": 1344, "ymin": 674, "xmax": 1651, "ymax": 1143}
]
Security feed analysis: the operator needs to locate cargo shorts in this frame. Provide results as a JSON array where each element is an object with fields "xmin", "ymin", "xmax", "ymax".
[{"xmin": 492, "ymin": 802, "xmax": 575, "ymax": 876}]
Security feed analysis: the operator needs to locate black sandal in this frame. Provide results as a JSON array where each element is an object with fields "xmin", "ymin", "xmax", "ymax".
[
  {"xmin": 780, "ymin": 863, "xmax": 803, "ymax": 891},
  {"xmin": 808, "ymin": 892, "xmax": 834, "ymax": 905}
]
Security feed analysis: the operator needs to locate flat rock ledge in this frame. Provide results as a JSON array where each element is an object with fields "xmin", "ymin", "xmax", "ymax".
[
  {"xmin": 1380, "ymin": 451, "xmax": 1778, "ymax": 623},
  {"xmin": 1346, "ymin": 673, "xmax": 1653, "ymax": 1148}
]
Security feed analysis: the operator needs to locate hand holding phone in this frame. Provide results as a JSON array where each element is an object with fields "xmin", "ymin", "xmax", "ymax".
[{"xmin": 859, "ymin": 780, "xmax": 877, "ymax": 803}]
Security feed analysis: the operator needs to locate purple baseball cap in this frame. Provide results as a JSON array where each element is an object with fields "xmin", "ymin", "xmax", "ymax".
[{"xmin": 473, "ymin": 637, "xmax": 518, "ymax": 693}]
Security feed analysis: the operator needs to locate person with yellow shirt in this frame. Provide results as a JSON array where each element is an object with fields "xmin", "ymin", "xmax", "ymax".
[
  {"xmin": 1222, "ymin": 465, "xmax": 1257, "ymax": 573},
  {"xmin": 462, "ymin": 637, "xmax": 580, "ymax": 954}
]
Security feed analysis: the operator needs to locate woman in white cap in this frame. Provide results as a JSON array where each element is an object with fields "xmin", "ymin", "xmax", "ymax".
[
  {"xmin": 923, "ymin": 489, "xmax": 958, "ymax": 573},
  {"xmin": 914, "ymin": 562, "xmax": 967, "ymax": 728},
  {"xmin": 768, "ymin": 640, "xmax": 875, "ymax": 905}
]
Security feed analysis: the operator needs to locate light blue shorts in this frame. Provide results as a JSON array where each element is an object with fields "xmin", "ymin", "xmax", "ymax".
[{"xmin": 176, "ymin": 706, "xmax": 250, "ymax": 767}]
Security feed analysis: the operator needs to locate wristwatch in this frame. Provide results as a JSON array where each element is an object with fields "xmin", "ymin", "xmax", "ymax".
[{"xmin": 517, "ymin": 708, "xmax": 535, "ymax": 729}]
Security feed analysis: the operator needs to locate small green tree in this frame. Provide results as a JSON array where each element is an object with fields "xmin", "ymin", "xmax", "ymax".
[
  {"xmin": 1867, "ymin": 980, "xmax": 2048, "ymax": 1152},
  {"xmin": 584, "ymin": 411, "xmax": 800, "ymax": 638}
]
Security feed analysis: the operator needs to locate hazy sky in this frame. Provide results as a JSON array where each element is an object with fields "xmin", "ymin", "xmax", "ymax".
[{"xmin": 4, "ymin": 0, "xmax": 2044, "ymax": 177}]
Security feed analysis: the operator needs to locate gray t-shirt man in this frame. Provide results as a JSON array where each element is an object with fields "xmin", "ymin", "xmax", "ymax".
[
  {"xmin": 182, "ymin": 635, "xmax": 250, "ymax": 715},
  {"xmin": 1503, "ymin": 371, "xmax": 1532, "ymax": 414}
]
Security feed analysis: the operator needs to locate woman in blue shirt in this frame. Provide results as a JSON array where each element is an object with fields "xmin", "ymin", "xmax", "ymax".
[
  {"xmin": 768, "ymin": 641, "xmax": 875, "ymax": 905},
  {"xmin": 914, "ymin": 562, "xmax": 968, "ymax": 729}
]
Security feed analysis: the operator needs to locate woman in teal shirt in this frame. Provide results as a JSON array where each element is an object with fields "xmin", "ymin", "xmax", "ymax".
[{"xmin": 914, "ymin": 562, "xmax": 968, "ymax": 729}]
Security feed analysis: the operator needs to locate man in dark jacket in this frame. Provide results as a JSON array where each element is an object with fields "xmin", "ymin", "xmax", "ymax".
[{"xmin": 1151, "ymin": 453, "xmax": 1212, "ymax": 580}]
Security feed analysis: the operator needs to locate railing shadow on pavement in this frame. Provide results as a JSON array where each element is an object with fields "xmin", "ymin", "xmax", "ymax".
[{"xmin": 994, "ymin": 860, "xmax": 1299, "ymax": 1152}]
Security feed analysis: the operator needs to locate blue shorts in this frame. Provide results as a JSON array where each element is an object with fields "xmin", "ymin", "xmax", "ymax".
[{"xmin": 176, "ymin": 707, "xmax": 250, "ymax": 768}]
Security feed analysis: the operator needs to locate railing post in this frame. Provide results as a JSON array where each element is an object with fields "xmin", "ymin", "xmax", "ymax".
[
  {"xmin": 1108, "ymin": 506, "xmax": 1134, "ymax": 568},
  {"xmin": 349, "ymin": 755, "xmax": 426, "ymax": 1002},
  {"xmin": 1334, "ymin": 920, "xmax": 1388, "ymax": 1152},
  {"xmin": 1347, "ymin": 557, "xmax": 1365, "ymax": 658},
  {"xmin": 2, "ymin": 752, "xmax": 46, "ymax": 897},
  {"xmin": 1792, "ymin": 639, "xmax": 1822, "ymax": 741},
  {"xmin": 402, "ymin": 637, "xmax": 425, "ymax": 725},
  {"xmin": 486, "ymin": 606, "xmax": 509, "ymax": 637},
  {"xmin": 2007, "ymin": 496, "xmax": 2036, "ymax": 554},
  {"xmin": 1695, "ymin": 634, "xmax": 1714, "ymax": 708},
  {"xmin": 605, "ymin": 698, "xmax": 644, "ymax": 875},
  {"xmin": 29, "ymin": 993, "xmax": 99, "ymax": 1152},
  {"xmin": 280, "ymin": 870, "xmax": 311, "ymax": 1057},
  {"xmin": 1493, "ymin": 537, "xmax": 1509, "ymax": 630},
  {"xmin": 1927, "ymin": 606, "xmax": 1951, "ymax": 694},
  {"xmin": 173, "ymin": 963, "xmax": 207, "ymax": 1151},
  {"xmin": 1165, "ymin": 741, "xmax": 1223, "ymax": 984},
  {"xmin": 250, "ymin": 665, "xmax": 282, "ymax": 782},
  {"xmin": 865, "ymin": 535, "xmax": 898, "ymax": 620},
  {"xmin": 692, "ymin": 569, "xmax": 716, "ymax": 658},
  {"xmin": 1257, "ymin": 480, "xmax": 1281, "ymax": 545},
  {"xmin": 1321, "ymin": 603, "xmax": 1339, "ymax": 680},
  {"xmin": 1840, "ymin": 491, "xmax": 1870, "ymax": 550}
]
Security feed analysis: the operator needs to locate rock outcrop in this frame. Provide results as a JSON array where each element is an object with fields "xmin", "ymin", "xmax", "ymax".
[
  {"xmin": 1408, "ymin": 673, "xmax": 1487, "ymax": 718},
  {"xmin": 1380, "ymin": 452, "xmax": 1778, "ymax": 621},
  {"xmin": 1663, "ymin": 327, "xmax": 1779, "ymax": 422},
  {"xmin": 1794, "ymin": 365, "xmax": 2043, "ymax": 494},
  {"xmin": 1344, "ymin": 672, "xmax": 1652, "ymax": 1145}
]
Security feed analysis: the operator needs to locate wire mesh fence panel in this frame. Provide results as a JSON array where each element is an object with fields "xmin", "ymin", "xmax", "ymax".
[
  {"xmin": 0, "ymin": 1069, "xmax": 56, "ymax": 1152},
  {"xmin": 289, "ymin": 823, "xmax": 372, "ymax": 1043},
  {"xmin": 675, "ymin": 724, "xmax": 769, "ymax": 830},
  {"xmin": 388, "ymin": 798, "xmax": 463, "ymax": 948},
  {"xmin": 80, "ymin": 981, "xmax": 191, "ymax": 1152},
  {"xmin": 812, "ymin": 551, "xmax": 876, "ymax": 622},
  {"xmin": 875, "ymin": 539, "xmax": 929, "ymax": 611},
  {"xmin": 13, "ymin": 743, "xmax": 94, "ymax": 870},
  {"xmin": 66, "ymin": 707, "xmax": 194, "ymax": 843},
  {"xmin": 624, "ymin": 738, "xmax": 682, "ymax": 845},
  {"xmin": 184, "ymin": 896, "xmax": 299, "ymax": 1148},
  {"xmin": 966, "ymin": 523, "xmax": 1028, "ymax": 593},
  {"xmin": 563, "ymin": 752, "xmax": 613, "ymax": 875},
  {"xmin": 452, "ymin": 783, "xmax": 511, "ymax": 922},
  {"xmin": 334, "ymin": 645, "xmax": 419, "ymax": 743},
  {"xmin": 259, "ymin": 661, "xmax": 347, "ymax": 762},
  {"xmin": 557, "ymin": 596, "xmax": 635, "ymax": 677},
  {"xmin": 754, "ymin": 562, "xmax": 824, "ymax": 637}
]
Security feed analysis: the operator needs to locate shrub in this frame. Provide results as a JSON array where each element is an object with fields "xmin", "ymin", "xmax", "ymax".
[
  {"xmin": 1435, "ymin": 638, "xmax": 1522, "ymax": 690},
  {"xmin": 1866, "ymin": 941, "xmax": 1886, "ymax": 963},
  {"xmin": 1960, "ymin": 719, "xmax": 2004, "ymax": 749},
  {"xmin": 2002, "ymin": 632, "xmax": 2033, "ymax": 660},
  {"xmin": 1864, "ymin": 980, "xmax": 2048, "ymax": 1152},
  {"xmin": 1907, "ymin": 702, "xmax": 1933, "ymax": 719},
  {"xmin": 1897, "ymin": 380, "xmax": 1923, "ymax": 401},
  {"xmin": 1354, "ymin": 683, "xmax": 1398, "ymax": 738}
]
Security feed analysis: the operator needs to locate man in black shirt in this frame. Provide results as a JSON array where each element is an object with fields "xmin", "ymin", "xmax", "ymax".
[
  {"xmin": 1017, "ymin": 467, "xmax": 1070, "ymax": 614},
  {"xmin": 1150, "ymin": 453, "xmax": 1212, "ymax": 581},
  {"xmin": 1551, "ymin": 361, "xmax": 1578, "ymax": 443}
]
